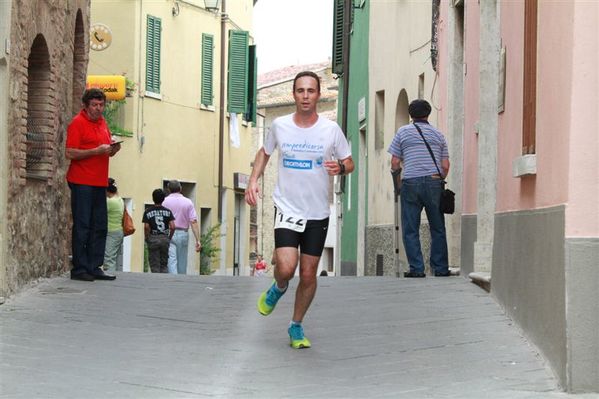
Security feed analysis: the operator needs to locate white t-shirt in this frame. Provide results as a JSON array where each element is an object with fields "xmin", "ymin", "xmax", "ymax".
[{"xmin": 264, "ymin": 114, "xmax": 352, "ymax": 220}]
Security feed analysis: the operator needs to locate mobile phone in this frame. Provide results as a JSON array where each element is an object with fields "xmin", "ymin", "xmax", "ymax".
[{"xmin": 110, "ymin": 140, "xmax": 124, "ymax": 146}]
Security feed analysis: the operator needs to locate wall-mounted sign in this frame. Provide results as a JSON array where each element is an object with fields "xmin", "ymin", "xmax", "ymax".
[
  {"xmin": 358, "ymin": 97, "xmax": 366, "ymax": 122},
  {"xmin": 90, "ymin": 23, "xmax": 112, "ymax": 51},
  {"xmin": 234, "ymin": 172, "xmax": 249, "ymax": 190},
  {"xmin": 86, "ymin": 75, "xmax": 126, "ymax": 101}
]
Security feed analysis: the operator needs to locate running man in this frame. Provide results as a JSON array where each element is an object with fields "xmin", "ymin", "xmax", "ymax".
[{"xmin": 245, "ymin": 71, "xmax": 354, "ymax": 349}]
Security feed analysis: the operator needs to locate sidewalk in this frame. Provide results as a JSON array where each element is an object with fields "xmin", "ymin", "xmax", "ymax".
[{"xmin": 0, "ymin": 273, "xmax": 594, "ymax": 398}]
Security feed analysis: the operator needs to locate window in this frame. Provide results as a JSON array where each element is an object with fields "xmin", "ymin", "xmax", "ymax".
[
  {"xmin": 522, "ymin": 0, "xmax": 537, "ymax": 154},
  {"xmin": 332, "ymin": 0, "xmax": 344, "ymax": 74},
  {"xmin": 146, "ymin": 15, "xmax": 161, "ymax": 94},
  {"xmin": 244, "ymin": 45, "xmax": 257, "ymax": 124},
  {"xmin": 418, "ymin": 73, "xmax": 425, "ymax": 99},
  {"xmin": 332, "ymin": 0, "xmax": 354, "ymax": 75},
  {"xmin": 227, "ymin": 30, "xmax": 249, "ymax": 113},
  {"xmin": 375, "ymin": 90, "xmax": 385, "ymax": 150},
  {"xmin": 201, "ymin": 33, "xmax": 214, "ymax": 106}
]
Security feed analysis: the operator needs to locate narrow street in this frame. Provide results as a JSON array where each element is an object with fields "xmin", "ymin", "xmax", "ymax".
[{"xmin": 1, "ymin": 273, "xmax": 593, "ymax": 399}]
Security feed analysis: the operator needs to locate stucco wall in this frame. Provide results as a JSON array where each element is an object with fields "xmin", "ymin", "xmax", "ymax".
[
  {"xmin": 368, "ymin": 1, "xmax": 462, "ymax": 274},
  {"xmin": 89, "ymin": 0, "xmax": 255, "ymax": 274},
  {"xmin": 461, "ymin": 1, "xmax": 480, "ymax": 215},
  {"xmin": 368, "ymin": 1, "xmax": 436, "ymax": 226},
  {"xmin": 495, "ymin": 1, "xmax": 596, "ymax": 219},
  {"xmin": 565, "ymin": 3, "xmax": 599, "ymax": 237}
]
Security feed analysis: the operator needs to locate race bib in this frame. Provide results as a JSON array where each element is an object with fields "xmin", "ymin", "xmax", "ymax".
[{"xmin": 274, "ymin": 210, "xmax": 306, "ymax": 232}]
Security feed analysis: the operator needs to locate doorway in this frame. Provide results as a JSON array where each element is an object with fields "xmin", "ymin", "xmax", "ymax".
[
  {"xmin": 162, "ymin": 179, "xmax": 199, "ymax": 275},
  {"xmin": 233, "ymin": 193, "xmax": 246, "ymax": 275}
]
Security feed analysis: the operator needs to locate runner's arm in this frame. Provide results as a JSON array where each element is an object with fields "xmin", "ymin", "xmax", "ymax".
[
  {"xmin": 339, "ymin": 156, "xmax": 355, "ymax": 175},
  {"xmin": 245, "ymin": 147, "xmax": 270, "ymax": 206}
]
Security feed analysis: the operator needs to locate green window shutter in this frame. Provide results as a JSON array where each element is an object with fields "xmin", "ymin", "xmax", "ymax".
[
  {"xmin": 227, "ymin": 30, "xmax": 248, "ymax": 113},
  {"xmin": 146, "ymin": 15, "xmax": 161, "ymax": 94},
  {"xmin": 332, "ymin": 0, "xmax": 344, "ymax": 74},
  {"xmin": 201, "ymin": 33, "xmax": 214, "ymax": 106},
  {"xmin": 244, "ymin": 45, "xmax": 257, "ymax": 124}
]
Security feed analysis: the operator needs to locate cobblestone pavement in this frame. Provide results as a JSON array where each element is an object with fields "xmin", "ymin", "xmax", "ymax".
[{"xmin": 1, "ymin": 273, "xmax": 596, "ymax": 398}]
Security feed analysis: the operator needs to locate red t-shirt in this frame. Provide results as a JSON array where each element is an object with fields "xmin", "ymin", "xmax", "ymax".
[
  {"xmin": 66, "ymin": 110, "xmax": 111, "ymax": 187},
  {"xmin": 255, "ymin": 260, "xmax": 267, "ymax": 271}
]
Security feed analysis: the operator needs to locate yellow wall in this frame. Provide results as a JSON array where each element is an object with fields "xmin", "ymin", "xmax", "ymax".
[{"xmin": 89, "ymin": 0, "xmax": 254, "ymax": 275}]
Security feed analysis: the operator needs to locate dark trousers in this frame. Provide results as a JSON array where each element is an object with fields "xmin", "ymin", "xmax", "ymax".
[
  {"xmin": 147, "ymin": 234, "xmax": 171, "ymax": 273},
  {"xmin": 69, "ymin": 183, "xmax": 107, "ymax": 276}
]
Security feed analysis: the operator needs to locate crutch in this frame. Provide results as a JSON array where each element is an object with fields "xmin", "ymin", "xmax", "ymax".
[{"xmin": 391, "ymin": 168, "xmax": 402, "ymax": 278}]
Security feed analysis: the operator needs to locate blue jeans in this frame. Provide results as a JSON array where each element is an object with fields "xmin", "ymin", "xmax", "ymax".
[
  {"xmin": 69, "ymin": 183, "xmax": 107, "ymax": 276},
  {"xmin": 168, "ymin": 229, "xmax": 189, "ymax": 274},
  {"xmin": 400, "ymin": 176, "xmax": 449, "ymax": 274}
]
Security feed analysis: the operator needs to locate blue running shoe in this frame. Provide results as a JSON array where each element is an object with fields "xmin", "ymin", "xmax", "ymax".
[
  {"xmin": 257, "ymin": 281, "xmax": 285, "ymax": 316},
  {"xmin": 288, "ymin": 323, "xmax": 311, "ymax": 349}
]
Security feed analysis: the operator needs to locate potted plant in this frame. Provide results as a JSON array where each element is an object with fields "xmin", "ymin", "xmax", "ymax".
[{"xmin": 200, "ymin": 224, "xmax": 222, "ymax": 275}]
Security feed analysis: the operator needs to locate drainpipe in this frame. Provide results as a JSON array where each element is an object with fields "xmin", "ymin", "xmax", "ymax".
[{"xmin": 217, "ymin": 0, "xmax": 227, "ymax": 223}]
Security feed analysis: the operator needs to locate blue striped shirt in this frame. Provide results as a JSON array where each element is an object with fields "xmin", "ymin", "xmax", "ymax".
[{"xmin": 387, "ymin": 122, "xmax": 449, "ymax": 179}]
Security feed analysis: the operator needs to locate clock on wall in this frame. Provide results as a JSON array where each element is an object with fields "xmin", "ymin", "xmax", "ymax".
[{"xmin": 90, "ymin": 23, "xmax": 112, "ymax": 51}]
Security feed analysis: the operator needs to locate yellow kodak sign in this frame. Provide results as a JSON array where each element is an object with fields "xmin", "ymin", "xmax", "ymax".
[{"xmin": 86, "ymin": 75, "xmax": 126, "ymax": 101}]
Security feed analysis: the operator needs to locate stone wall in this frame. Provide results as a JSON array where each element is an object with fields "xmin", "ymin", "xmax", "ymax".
[
  {"xmin": 365, "ymin": 221, "xmax": 432, "ymax": 276},
  {"xmin": 1, "ymin": 0, "xmax": 90, "ymax": 297}
]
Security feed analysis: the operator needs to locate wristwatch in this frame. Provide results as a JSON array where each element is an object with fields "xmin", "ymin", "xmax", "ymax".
[{"xmin": 338, "ymin": 161, "xmax": 346, "ymax": 175}]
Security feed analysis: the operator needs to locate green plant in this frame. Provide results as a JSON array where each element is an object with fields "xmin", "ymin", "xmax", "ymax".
[
  {"xmin": 103, "ymin": 78, "xmax": 136, "ymax": 137},
  {"xmin": 103, "ymin": 100, "xmax": 133, "ymax": 137},
  {"xmin": 200, "ymin": 224, "xmax": 223, "ymax": 275}
]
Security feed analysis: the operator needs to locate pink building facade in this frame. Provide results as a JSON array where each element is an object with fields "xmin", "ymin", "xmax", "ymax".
[{"xmin": 437, "ymin": 0, "xmax": 598, "ymax": 393}]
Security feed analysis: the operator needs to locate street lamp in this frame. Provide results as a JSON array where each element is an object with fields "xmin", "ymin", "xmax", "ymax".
[{"xmin": 204, "ymin": 0, "xmax": 220, "ymax": 12}]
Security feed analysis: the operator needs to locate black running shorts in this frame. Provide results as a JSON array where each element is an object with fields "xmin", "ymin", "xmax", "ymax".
[{"xmin": 274, "ymin": 216, "xmax": 330, "ymax": 257}]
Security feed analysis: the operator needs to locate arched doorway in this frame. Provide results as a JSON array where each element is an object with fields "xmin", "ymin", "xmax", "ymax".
[{"xmin": 395, "ymin": 89, "xmax": 410, "ymax": 133}]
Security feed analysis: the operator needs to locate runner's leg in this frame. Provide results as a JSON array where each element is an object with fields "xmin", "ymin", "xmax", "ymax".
[
  {"xmin": 292, "ymin": 253, "xmax": 320, "ymax": 323},
  {"xmin": 274, "ymin": 247, "xmax": 299, "ymax": 288}
]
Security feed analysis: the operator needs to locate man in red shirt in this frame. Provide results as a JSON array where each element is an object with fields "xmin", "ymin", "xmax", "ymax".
[
  {"xmin": 254, "ymin": 254, "xmax": 267, "ymax": 277},
  {"xmin": 66, "ymin": 88, "xmax": 121, "ymax": 281}
]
